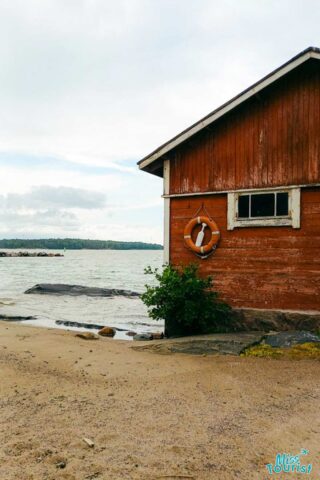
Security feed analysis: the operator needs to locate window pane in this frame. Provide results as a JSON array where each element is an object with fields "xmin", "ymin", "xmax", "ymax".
[
  {"xmin": 251, "ymin": 193, "xmax": 275, "ymax": 217},
  {"xmin": 276, "ymin": 192, "xmax": 289, "ymax": 216},
  {"xmin": 238, "ymin": 195, "xmax": 249, "ymax": 218}
]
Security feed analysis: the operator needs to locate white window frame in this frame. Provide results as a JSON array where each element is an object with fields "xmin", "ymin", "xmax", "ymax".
[{"xmin": 227, "ymin": 187, "xmax": 301, "ymax": 230}]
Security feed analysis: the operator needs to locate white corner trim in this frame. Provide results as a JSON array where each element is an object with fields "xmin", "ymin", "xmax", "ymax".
[
  {"xmin": 163, "ymin": 198, "xmax": 170, "ymax": 264},
  {"xmin": 163, "ymin": 159, "xmax": 170, "ymax": 195},
  {"xmin": 227, "ymin": 193, "xmax": 236, "ymax": 231},
  {"xmin": 291, "ymin": 187, "xmax": 301, "ymax": 228},
  {"xmin": 163, "ymin": 159, "xmax": 170, "ymax": 263}
]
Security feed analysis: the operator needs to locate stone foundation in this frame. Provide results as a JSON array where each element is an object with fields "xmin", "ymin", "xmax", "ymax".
[{"xmin": 231, "ymin": 308, "xmax": 320, "ymax": 332}]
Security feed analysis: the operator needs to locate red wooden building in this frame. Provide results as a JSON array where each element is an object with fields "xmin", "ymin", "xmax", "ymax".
[{"xmin": 138, "ymin": 47, "xmax": 320, "ymax": 330}]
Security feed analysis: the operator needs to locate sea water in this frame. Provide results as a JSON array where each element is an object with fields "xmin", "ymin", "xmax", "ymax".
[{"xmin": 0, "ymin": 249, "xmax": 163, "ymax": 339}]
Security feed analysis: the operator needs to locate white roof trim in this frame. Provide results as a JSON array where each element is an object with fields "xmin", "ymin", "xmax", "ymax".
[{"xmin": 139, "ymin": 49, "xmax": 320, "ymax": 171}]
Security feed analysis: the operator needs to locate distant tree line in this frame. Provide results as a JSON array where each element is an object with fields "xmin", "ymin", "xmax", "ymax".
[{"xmin": 0, "ymin": 238, "xmax": 163, "ymax": 250}]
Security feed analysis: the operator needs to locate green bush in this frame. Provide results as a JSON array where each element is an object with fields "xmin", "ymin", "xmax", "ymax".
[{"xmin": 141, "ymin": 264, "xmax": 231, "ymax": 338}]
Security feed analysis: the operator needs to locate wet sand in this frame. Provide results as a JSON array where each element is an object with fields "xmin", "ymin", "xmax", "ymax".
[{"xmin": 0, "ymin": 322, "xmax": 319, "ymax": 479}]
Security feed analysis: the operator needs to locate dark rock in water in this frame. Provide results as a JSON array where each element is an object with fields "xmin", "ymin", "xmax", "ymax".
[
  {"xmin": 263, "ymin": 330, "xmax": 320, "ymax": 348},
  {"xmin": 0, "ymin": 251, "xmax": 63, "ymax": 257},
  {"xmin": 133, "ymin": 333, "xmax": 153, "ymax": 341},
  {"xmin": 56, "ymin": 320, "xmax": 105, "ymax": 330},
  {"xmin": 0, "ymin": 314, "xmax": 36, "ymax": 322},
  {"xmin": 55, "ymin": 320, "xmax": 127, "ymax": 331},
  {"xmin": 25, "ymin": 283, "xmax": 140, "ymax": 298}
]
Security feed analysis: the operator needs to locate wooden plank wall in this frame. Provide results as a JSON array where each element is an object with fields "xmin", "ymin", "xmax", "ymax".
[
  {"xmin": 170, "ymin": 189, "xmax": 320, "ymax": 311},
  {"xmin": 170, "ymin": 62, "xmax": 320, "ymax": 194}
]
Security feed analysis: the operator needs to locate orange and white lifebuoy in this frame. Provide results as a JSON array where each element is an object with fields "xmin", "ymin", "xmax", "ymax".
[{"xmin": 184, "ymin": 216, "xmax": 220, "ymax": 256}]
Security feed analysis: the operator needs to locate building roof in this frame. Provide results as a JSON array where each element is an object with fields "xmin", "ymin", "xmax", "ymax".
[{"xmin": 138, "ymin": 47, "xmax": 320, "ymax": 177}]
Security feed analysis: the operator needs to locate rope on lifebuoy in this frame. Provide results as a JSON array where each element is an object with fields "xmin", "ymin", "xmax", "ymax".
[{"xmin": 183, "ymin": 215, "xmax": 220, "ymax": 257}]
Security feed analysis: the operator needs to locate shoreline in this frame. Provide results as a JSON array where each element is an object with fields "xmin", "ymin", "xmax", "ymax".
[
  {"xmin": 0, "ymin": 322, "xmax": 319, "ymax": 479},
  {"xmin": 0, "ymin": 314, "xmax": 164, "ymax": 340}
]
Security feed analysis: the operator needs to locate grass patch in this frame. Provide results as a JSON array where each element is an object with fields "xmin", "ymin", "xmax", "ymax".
[
  {"xmin": 241, "ymin": 344, "xmax": 282, "ymax": 358},
  {"xmin": 241, "ymin": 342, "xmax": 320, "ymax": 360},
  {"xmin": 288, "ymin": 342, "xmax": 320, "ymax": 359}
]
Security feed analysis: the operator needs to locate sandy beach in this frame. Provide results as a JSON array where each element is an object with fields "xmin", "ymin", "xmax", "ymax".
[{"xmin": 0, "ymin": 323, "xmax": 319, "ymax": 480}]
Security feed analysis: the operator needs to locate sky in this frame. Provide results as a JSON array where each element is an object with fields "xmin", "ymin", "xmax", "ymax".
[{"xmin": 0, "ymin": 0, "xmax": 319, "ymax": 243}]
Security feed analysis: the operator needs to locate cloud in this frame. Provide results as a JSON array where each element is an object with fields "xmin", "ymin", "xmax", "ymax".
[
  {"xmin": 1, "ymin": 186, "xmax": 106, "ymax": 210},
  {"xmin": 0, "ymin": 209, "xmax": 80, "ymax": 237}
]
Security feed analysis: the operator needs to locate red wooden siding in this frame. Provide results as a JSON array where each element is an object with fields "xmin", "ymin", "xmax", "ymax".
[
  {"xmin": 170, "ymin": 189, "xmax": 320, "ymax": 311},
  {"xmin": 170, "ymin": 62, "xmax": 320, "ymax": 194}
]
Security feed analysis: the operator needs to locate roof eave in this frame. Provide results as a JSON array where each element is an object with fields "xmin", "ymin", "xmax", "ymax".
[{"xmin": 138, "ymin": 47, "xmax": 320, "ymax": 174}]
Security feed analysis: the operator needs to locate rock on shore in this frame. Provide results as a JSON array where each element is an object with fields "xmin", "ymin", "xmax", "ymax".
[
  {"xmin": 25, "ymin": 284, "xmax": 140, "ymax": 298},
  {"xmin": 98, "ymin": 326, "xmax": 116, "ymax": 337},
  {"xmin": 0, "ymin": 314, "xmax": 36, "ymax": 321},
  {"xmin": 263, "ymin": 330, "xmax": 320, "ymax": 347}
]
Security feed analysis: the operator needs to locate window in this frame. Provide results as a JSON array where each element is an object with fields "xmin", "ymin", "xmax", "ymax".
[
  {"xmin": 238, "ymin": 191, "xmax": 289, "ymax": 219},
  {"xmin": 227, "ymin": 188, "xmax": 300, "ymax": 230}
]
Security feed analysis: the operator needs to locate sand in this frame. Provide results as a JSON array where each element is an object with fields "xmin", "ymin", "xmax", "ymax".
[{"xmin": 0, "ymin": 323, "xmax": 319, "ymax": 480}]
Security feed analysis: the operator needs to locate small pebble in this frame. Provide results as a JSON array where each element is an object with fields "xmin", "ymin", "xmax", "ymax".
[{"xmin": 83, "ymin": 437, "xmax": 95, "ymax": 448}]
